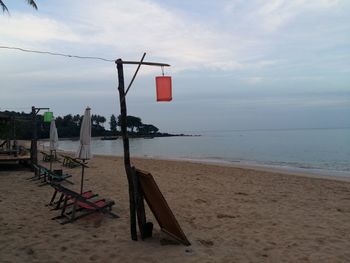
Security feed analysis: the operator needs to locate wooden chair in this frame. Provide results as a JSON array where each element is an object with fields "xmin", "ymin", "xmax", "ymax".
[
  {"xmin": 50, "ymin": 183, "xmax": 118, "ymax": 224},
  {"xmin": 60, "ymin": 154, "xmax": 81, "ymax": 168},
  {"xmin": 29, "ymin": 164, "xmax": 73, "ymax": 185}
]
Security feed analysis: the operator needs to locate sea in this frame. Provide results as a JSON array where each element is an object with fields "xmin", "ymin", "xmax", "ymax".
[{"xmin": 55, "ymin": 128, "xmax": 350, "ymax": 178}]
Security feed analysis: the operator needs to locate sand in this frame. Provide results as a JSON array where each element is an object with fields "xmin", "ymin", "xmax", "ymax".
[{"xmin": 1, "ymin": 153, "xmax": 350, "ymax": 262}]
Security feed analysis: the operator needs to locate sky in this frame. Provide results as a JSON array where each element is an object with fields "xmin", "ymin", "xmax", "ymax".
[{"xmin": 0, "ymin": 0, "xmax": 349, "ymax": 133}]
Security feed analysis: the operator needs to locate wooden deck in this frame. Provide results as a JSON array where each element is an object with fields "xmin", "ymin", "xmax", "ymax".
[{"xmin": 0, "ymin": 154, "xmax": 31, "ymax": 162}]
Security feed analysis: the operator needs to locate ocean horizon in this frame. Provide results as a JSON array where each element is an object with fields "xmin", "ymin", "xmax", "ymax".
[{"xmin": 51, "ymin": 127, "xmax": 350, "ymax": 178}]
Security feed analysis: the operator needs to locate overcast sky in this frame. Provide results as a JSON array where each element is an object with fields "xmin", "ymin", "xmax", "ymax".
[{"xmin": 0, "ymin": 0, "xmax": 349, "ymax": 132}]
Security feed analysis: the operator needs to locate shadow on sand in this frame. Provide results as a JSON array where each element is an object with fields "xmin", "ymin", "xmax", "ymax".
[{"xmin": 0, "ymin": 163, "xmax": 31, "ymax": 172}]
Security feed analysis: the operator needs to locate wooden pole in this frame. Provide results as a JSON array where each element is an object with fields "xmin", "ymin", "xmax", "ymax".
[
  {"xmin": 124, "ymin": 52, "xmax": 146, "ymax": 97},
  {"xmin": 115, "ymin": 56, "xmax": 170, "ymax": 241},
  {"xmin": 133, "ymin": 167, "xmax": 148, "ymax": 239},
  {"xmin": 30, "ymin": 106, "xmax": 37, "ymax": 166},
  {"xmin": 118, "ymin": 61, "xmax": 170, "ymax": 67},
  {"xmin": 116, "ymin": 59, "xmax": 138, "ymax": 241},
  {"xmin": 80, "ymin": 161, "xmax": 85, "ymax": 194},
  {"xmin": 12, "ymin": 116, "xmax": 17, "ymax": 157},
  {"xmin": 30, "ymin": 106, "xmax": 49, "ymax": 167},
  {"xmin": 50, "ymin": 150, "xmax": 53, "ymax": 171}
]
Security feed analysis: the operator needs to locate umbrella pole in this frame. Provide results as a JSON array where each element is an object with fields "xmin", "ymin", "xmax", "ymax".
[
  {"xmin": 50, "ymin": 149, "xmax": 53, "ymax": 171},
  {"xmin": 80, "ymin": 160, "xmax": 85, "ymax": 194}
]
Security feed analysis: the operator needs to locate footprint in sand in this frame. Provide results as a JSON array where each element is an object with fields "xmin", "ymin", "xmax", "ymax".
[
  {"xmin": 194, "ymin": 198, "xmax": 207, "ymax": 204},
  {"xmin": 26, "ymin": 248, "xmax": 35, "ymax": 255},
  {"xmin": 60, "ymin": 246, "xmax": 67, "ymax": 252},
  {"xmin": 216, "ymin": 213, "xmax": 237, "ymax": 219},
  {"xmin": 197, "ymin": 239, "xmax": 214, "ymax": 247},
  {"xmin": 235, "ymin": 192, "xmax": 249, "ymax": 196},
  {"xmin": 89, "ymin": 255, "xmax": 99, "ymax": 261}
]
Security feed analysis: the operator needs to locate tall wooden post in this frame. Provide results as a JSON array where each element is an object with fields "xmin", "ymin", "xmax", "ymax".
[
  {"xmin": 12, "ymin": 116, "xmax": 17, "ymax": 157},
  {"xmin": 30, "ymin": 106, "xmax": 49, "ymax": 166},
  {"xmin": 30, "ymin": 106, "xmax": 38, "ymax": 165},
  {"xmin": 116, "ymin": 59, "xmax": 138, "ymax": 241},
  {"xmin": 115, "ymin": 56, "xmax": 170, "ymax": 241}
]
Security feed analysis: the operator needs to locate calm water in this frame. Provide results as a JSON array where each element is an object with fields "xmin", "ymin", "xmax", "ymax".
[{"xmin": 56, "ymin": 128, "xmax": 350, "ymax": 177}]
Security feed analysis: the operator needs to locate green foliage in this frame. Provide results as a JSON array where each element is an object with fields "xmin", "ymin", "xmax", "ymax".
[
  {"xmin": 117, "ymin": 115, "xmax": 144, "ymax": 133},
  {"xmin": 109, "ymin": 114, "xmax": 117, "ymax": 133},
  {"xmin": 0, "ymin": 122, "xmax": 11, "ymax": 139},
  {"xmin": 0, "ymin": 111, "xmax": 108, "ymax": 139},
  {"xmin": 1, "ymin": 0, "xmax": 37, "ymax": 13},
  {"xmin": 91, "ymin": 114, "xmax": 106, "ymax": 137},
  {"xmin": 0, "ymin": 111, "xmax": 162, "ymax": 139},
  {"xmin": 55, "ymin": 114, "xmax": 81, "ymax": 138},
  {"xmin": 138, "ymin": 124, "xmax": 159, "ymax": 134},
  {"xmin": 0, "ymin": 111, "xmax": 32, "ymax": 139}
]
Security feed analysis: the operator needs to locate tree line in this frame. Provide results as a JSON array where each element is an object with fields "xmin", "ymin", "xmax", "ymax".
[{"xmin": 0, "ymin": 110, "xmax": 160, "ymax": 140}]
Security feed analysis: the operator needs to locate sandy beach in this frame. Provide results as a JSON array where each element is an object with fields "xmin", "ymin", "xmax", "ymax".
[{"xmin": 1, "ymin": 153, "xmax": 350, "ymax": 262}]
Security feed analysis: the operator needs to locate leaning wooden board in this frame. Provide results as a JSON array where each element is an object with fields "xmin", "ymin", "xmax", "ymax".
[{"xmin": 136, "ymin": 168, "xmax": 191, "ymax": 246}]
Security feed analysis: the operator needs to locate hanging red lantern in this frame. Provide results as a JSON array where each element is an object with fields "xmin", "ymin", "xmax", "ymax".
[{"xmin": 156, "ymin": 76, "xmax": 172, "ymax": 102}]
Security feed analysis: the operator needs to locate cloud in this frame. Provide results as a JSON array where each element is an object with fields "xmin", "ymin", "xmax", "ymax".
[
  {"xmin": 0, "ymin": 0, "xmax": 267, "ymax": 72},
  {"xmin": 223, "ymin": 0, "xmax": 341, "ymax": 32},
  {"xmin": 0, "ymin": 14, "xmax": 81, "ymax": 43},
  {"xmin": 0, "ymin": 0, "xmax": 349, "ymax": 131},
  {"xmin": 67, "ymin": 0, "xmax": 247, "ymax": 71},
  {"xmin": 246, "ymin": 77, "xmax": 263, "ymax": 85},
  {"xmin": 1, "ymin": 0, "xmax": 347, "ymax": 75}
]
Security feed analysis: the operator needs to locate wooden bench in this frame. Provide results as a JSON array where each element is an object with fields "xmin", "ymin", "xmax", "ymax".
[
  {"xmin": 60, "ymin": 154, "xmax": 81, "ymax": 168},
  {"xmin": 40, "ymin": 151, "xmax": 60, "ymax": 162}
]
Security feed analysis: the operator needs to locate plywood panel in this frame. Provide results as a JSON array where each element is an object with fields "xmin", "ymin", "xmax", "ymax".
[{"xmin": 136, "ymin": 169, "xmax": 190, "ymax": 246}]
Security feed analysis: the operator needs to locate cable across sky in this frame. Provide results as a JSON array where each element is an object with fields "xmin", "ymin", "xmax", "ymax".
[{"xmin": 0, "ymin": 45, "xmax": 115, "ymax": 62}]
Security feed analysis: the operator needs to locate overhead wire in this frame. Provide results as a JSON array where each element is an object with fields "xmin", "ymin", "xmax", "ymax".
[
  {"xmin": 0, "ymin": 45, "xmax": 115, "ymax": 62},
  {"xmin": 0, "ymin": 107, "xmax": 31, "ymax": 111}
]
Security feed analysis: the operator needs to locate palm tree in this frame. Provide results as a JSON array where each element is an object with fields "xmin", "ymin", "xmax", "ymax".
[{"xmin": 1, "ymin": 0, "xmax": 37, "ymax": 13}]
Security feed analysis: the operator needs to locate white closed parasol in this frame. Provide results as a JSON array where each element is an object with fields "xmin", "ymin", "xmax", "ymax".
[
  {"xmin": 76, "ymin": 107, "xmax": 92, "ymax": 193},
  {"xmin": 49, "ymin": 118, "xmax": 58, "ymax": 171}
]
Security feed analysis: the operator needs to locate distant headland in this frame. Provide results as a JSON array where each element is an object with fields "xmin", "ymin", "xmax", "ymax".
[{"xmin": 0, "ymin": 111, "xmax": 199, "ymax": 140}]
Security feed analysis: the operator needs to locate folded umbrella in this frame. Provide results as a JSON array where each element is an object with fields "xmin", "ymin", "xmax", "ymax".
[{"xmin": 76, "ymin": 107, "xmax": 92, "ymax": 193}]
